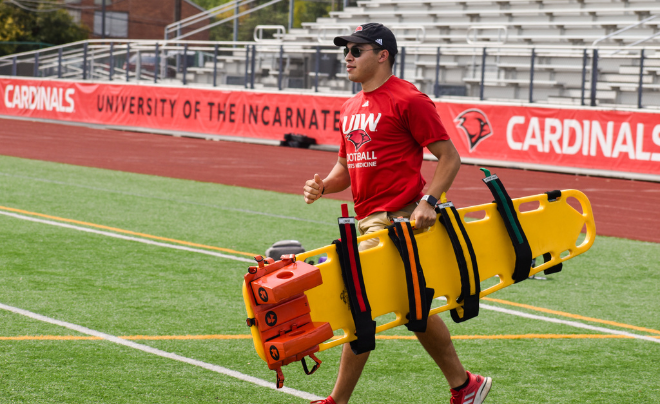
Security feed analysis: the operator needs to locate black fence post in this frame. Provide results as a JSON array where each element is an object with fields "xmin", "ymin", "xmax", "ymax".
[
  {"xmin": 278, "ymin": 45, "xmax": 284, "ymax": 90},
  {"xmin": 480, "ymin": 47, "xmax": 486, "ymax": 101},
  {"xmin": 580, "ymin": 49, "xmax": 587, "ymax": 106},
  {"xmin": 12, "ymin": 56, "xmax": 17, "ymax": 76},
  {"xmin": 108, "ymin": 43, "xmax": 114, "ymax": 81},
  {"xmin": 434, "ymin": 47, "xmax": 441, "ymax": 98},
  {"xmin": 315, "ymin": 45, "xmax": 320, "ymax": 92},
  {"xmin": 126, "ymin": 43, "xmax": 130, "ymax": 82},
  {"xmin": 400, "ymin": 46, "xmax": 406, "ymax": 80},
  {"xmin": 154, "ymin": 43, "xmax": 159, "ymax": 84},
  {"xmin": 638, "ymin": 49, "xmax": 645, "ymax": 109},
  {"xmin": 182, "ymin": 43, "xmax": 188, "ymax": 85},
  {"xmin": 213, "ymin": 43, "xmax": 218, "ymax": 87},
  {"xmin": 58, "ymin": 48, "xmax": 63, "ymax": 79},
  {"xmin": 34, "ymin": 52, "xmax": 39, "ymax": 77},
  {"xmin": 529, "ymin": 48, "xmax": 535, "ymax": 103},
  {"xmin": 590, "ymin": 48, "xmax": 598, "ymax": 107},
  {"xmin": 250, "ymin": 44, "xmax": 256, "ymax": 89},
  {"xmin": 83, "ymin": 42, "xmax": 88, "ymax": 80},
  {"xmin": 245, "ymin": 45, "xmax": 250, "ymax": 89}
]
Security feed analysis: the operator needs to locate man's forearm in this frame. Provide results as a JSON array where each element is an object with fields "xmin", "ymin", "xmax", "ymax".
[
  {"xmin": 425, "ymin": 140, "xmax": 461, "ymax": 199},
  {"xmin": 322, "ymin": 159, "xmax": 351, "ymax": 194}
]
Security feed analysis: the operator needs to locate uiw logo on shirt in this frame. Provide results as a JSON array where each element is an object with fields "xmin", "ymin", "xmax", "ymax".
[{"xmin": 342, "ymin": 113, "xmax": 382, "ymax": 135}]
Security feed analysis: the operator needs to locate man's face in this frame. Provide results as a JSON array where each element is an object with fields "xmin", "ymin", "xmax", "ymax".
[{"xmin": 344, "ymin": 42, "xmax": 383, "ymax": 83}]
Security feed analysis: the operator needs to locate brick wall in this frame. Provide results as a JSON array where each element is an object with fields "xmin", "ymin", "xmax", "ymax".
[{"xmin": 78, "ymin": 0, "xmax": 210, "ymax": 40}]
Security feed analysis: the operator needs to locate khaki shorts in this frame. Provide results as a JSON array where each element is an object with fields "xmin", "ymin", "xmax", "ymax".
[{"xmin": 357, "ymin": 202, "xmax": 417, "ymax": 251}]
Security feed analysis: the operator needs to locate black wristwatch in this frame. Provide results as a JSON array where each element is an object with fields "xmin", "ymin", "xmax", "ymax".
[{"xmin": 420, "ymin": 194, "xmax": 438, "ymax": 207}]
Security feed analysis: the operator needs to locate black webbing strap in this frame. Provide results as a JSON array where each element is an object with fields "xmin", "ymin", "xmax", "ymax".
[
  {"xmin": 332, "ymin": 210, "xmax": 376, "ymax": 355},
  {"xmin": 436, "ymin": 200, "xmax": 481, "ymax": 323},
  {"xmin": 386, "ymin": 218, "xmax": 435, "ymax": 333},
  {"xmin": 480, "ymin": 168, "xmax": 533, "ymax": 283}
]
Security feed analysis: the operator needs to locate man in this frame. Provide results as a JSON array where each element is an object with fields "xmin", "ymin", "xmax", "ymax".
[{"xmin": 302, "ymin": 23, "xmax": 492, "ymax": 404}]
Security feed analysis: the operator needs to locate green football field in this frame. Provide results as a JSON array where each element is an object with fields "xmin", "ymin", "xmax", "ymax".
[{"xmin": 0, "ymin": 155, "xmax": 658, "ymax": 404}]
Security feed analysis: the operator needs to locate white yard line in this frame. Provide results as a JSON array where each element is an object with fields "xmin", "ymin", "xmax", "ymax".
[
  {"xmin": 5, "ymin": 207, "xmax": 658, "ymax": 345},
  {"xmin": 0, "ymin": 210, "xmax": 254, "ymax": 263},
  {"xmin": 0, "ymin": 302, "xmax": 322, "ymax": 401},
  {"xmin": 432, "ymin": 297, "xmax": 660, "ymax": 344},
  {"xmin": 480, "ymin": 303, "xmax": 660, "ymax": 344},
  {"xmin": 0, "ymin": 171, "xmax": 334, "ymax": 226}
]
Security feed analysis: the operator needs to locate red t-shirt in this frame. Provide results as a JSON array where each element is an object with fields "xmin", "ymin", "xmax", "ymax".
[{"xmin": 338, "ymin": 76, "xmax": 450, "ymax": 219}]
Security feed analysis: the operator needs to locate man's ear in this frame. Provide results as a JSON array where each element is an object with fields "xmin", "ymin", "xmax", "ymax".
[{"xmin": 379, "ymin": 49, "xmax": 390, "ymax": 64}]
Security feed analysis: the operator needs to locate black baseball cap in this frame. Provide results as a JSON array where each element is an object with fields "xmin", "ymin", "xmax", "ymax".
[{"xmin": 334, "ymin": 23, "xmax": 398, "ymax": 57}]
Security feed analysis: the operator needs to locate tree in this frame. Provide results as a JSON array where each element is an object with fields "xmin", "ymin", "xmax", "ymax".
[{"xmin": 0, "ymin": 1, "xmax": 88, "ymax": 57}]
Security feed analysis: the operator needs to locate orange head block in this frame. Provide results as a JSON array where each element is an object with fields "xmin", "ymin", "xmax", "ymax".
[{"xmin": 250, "ymin": 261, "xmax": 323, "ymax": 305}]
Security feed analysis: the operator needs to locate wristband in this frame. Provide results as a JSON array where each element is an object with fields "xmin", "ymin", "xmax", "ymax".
[{"xmin": 420, "ymin": 194, "xmax": 438, "ymax": 207}]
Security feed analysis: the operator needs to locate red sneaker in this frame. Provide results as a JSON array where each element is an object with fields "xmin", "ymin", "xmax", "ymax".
[
  {"xmin": 450, "ymin": 371, "xmax": 492, "ymax": 404},
  {"xmin": 311, "ymin": 397, "xmax": 336, "ymax": 404}
]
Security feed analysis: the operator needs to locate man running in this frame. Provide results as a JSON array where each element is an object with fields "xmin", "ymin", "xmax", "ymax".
[{"xmin": 302, "ymin": 23, "xmax": 492, "ymax": 404}]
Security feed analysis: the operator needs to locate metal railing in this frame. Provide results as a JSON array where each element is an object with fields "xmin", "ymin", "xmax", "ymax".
[
  {"xmin": 1, "ymin": 39, "xmax": 659, "ymax": 109},
  {"xmin": 165, "ymin": 0, "xmax": 253, "ymax": 39},
  {"xmin": 592, "ymin": 15, "xmax": 658, "ymax": 47}
]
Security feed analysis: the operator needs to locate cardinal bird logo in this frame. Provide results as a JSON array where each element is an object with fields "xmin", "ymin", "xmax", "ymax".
[
  {"xmin": 454, "ymin": 109, "xmax": 493, "ymax": 151},
  {"xmin": 346, "ymin": 129, "xmax": 372, "ymax": 151}
]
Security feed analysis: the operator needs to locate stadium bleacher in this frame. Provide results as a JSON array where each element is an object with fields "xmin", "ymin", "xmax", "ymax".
[{"xmin": 1, "ymin": 0, "xmax": 659, "ymax": 108}]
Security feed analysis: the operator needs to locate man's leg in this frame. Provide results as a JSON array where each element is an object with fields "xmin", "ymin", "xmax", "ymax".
[
  {"xmin": 324, "ymin": 212, "xmax": 389, "ymax": 403},
  {"xmin": 414, "ymin": 314, "xmax": 468, "ymax": 388},
  {"xmin": 330, "ymin": 345, "xmax": 371, "ymax": 404}
]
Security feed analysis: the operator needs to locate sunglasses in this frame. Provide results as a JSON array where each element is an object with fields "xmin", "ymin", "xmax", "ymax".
[{"xmin": 343, "ymin": 46, "xmax": 382, "ymax": 58}]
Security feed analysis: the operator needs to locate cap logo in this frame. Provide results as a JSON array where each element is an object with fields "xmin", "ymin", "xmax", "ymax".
[
  {"xmin": 375, "ymin": 39, "xmax": 382, "ymax": 45},
  {"xmin": 355, "ymin": 25, "xmax": 363, "ymax": 32}
]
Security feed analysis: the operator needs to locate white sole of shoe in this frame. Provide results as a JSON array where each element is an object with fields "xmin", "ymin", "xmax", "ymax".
[{"xmin": 475, "ymin": 377, "xmax": 492, "ymax": 404}]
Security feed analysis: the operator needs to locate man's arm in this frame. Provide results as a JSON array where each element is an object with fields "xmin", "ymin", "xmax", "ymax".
[
  {"xmin": 409, "ymin": 140, "xmax": 461, "ymax": 228},
  {"xmin": 303, "ymin": 157, "xmax": 351, "ymax": 204}
]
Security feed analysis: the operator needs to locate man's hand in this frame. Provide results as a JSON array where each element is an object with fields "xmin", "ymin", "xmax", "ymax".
[
  {"xmin": 410, "ymin": 200, "xmax": 437, "ymax": 229},
  {"xmin": 303, "ymin": 174, "xmax": 325, "ymax": 204}
]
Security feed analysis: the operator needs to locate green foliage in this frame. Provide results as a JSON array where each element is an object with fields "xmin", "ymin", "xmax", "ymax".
[
  {"xmin": 189, "ymin": 0, "xmax": 330, "ymax": 42},
  {"xmin": 0, "ymin": 1, "xmax": 88, "ymax": 56}
]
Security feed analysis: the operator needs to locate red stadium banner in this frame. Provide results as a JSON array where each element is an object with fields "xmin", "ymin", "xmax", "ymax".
[
  {"xmin": 2, "ymin": 77, "xmax": 659, "ymax": 178},
  {"xmin": 442, "ymin": 104, "xmax": 660, "ymax": 178},
  {"xmin": 0, "ymin": 78, "xmax": 347, "ymax": 145}
]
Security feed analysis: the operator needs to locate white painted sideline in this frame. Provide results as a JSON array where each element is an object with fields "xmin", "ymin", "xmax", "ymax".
[
  {"xmin": 0, "ymin": 171, "xmax": 335, "ymax": 226},
  {"xmin": 0, "ymin": 210, "xmax": 255, "ymax": 263},
  {"xmin": 434, "ymin": 297, "xmax": 660, "ymax": 344},
  {"xmin": 481, "ymin": 303, "xmax": 660, "ymax": 344},
  {"xmin": 0, "ymin": 302, "xmax": 323, "ymax": 401}
]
